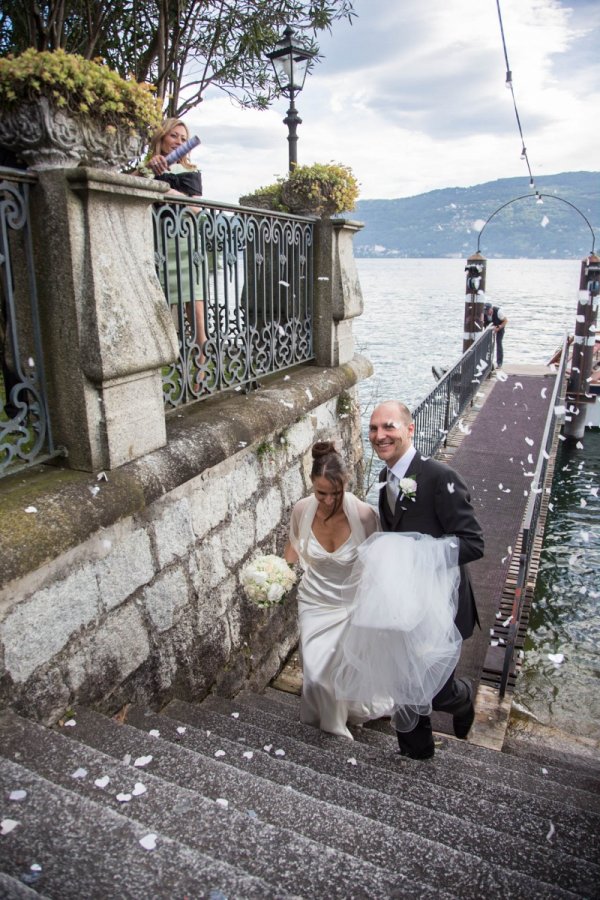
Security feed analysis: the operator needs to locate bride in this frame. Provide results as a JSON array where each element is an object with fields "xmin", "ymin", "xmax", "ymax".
[
  {"xmin": 285, "ymin": 441, "xmax": 463, "ymax": 740},
  {"xmin": 285, "ymin": 441, "xmax": 388, "ymax": 738}
]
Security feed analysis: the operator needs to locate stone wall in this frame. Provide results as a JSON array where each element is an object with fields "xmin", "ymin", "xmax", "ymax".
[{"xmin": 0, "ymin": 360, "xmax": 371, "ymax": 724}]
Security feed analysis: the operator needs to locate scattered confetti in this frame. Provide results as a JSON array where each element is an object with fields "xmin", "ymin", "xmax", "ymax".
[
  {"xmin": 133, "ymin": 755, "xmax": 153, "ymax": 768},
  {"xmin": 63, "ymin": 719, "xmax": 76, "ymax": 727},
  {"xmin": 305, "ymin": 388, "xmax": 313, "ymax": 401},
  {"xmin": 95, "ymin": 776, "xmax": 110, "ymax": 789},
  {"xmin": 88, "ymin": 485, "xmax": 100, "ymax": 497},
  {"xmin": 513, "ymin": 382, "xmax": 523, "ymax": 390},
  {"xmin": 540, "ymin": 387, "xmax": 547, "ymax": 398},
  {"xmin": 279, "ymin": 280, "xmax": 289, "ymax": 287},
  {"xmin": 576, "ymin": 441, "xmax": 584, "ymax": 449},
  {"xmin": 71, "ymin": 768, "xmax": 88, "ymax": 779},
  {"xmin": 347, "ymin": 757, "xmax": 357, "ymax": 766},
  {"xmin": 122, "ymin": 754, "xmax": 132, "ymax": 765},
  {"xmin": 274, "ymin": 749, "xmax": 286, "ymax": 757},
  {"xmin": 97, "ymin": 471, "xmax": 108, "ymax": 481},
  {"xmin": 525, "ymin": 437, "xmax": 534, "ymax": 446},
  {"xmin": 546, "ymin": 822, "xmax": 555, "ymax": 842},
  {"xmin": 9, "ymin": 790, "xmax": 26, "ymax": 802},
  {"xmin": 263, "ymin": 744, "xmax": 273, "ymax": 753},
  {"xmin": 231, "ymin": 712, "xmax": 240, "ymax": 719},
  {"xmin": 447, "ymin": 482, "xmax": 455, "ymax": 494},
  {"xmin": 280, "ymin": 400, "xmax": 294, "ymax": 408},
  {"xmin": 132, "ymin": 783, "xmax": 147, "ymax": 796},
  {"xmin": 548, "ymin": 653, "xmax": 564, "ymax": 666},
  {"xmin": 215, "ymin": 798, "xmax": 229, "ymax": 808},
  {"xmin": 149, "ymin": 729, "xmax": 160, "ymax": 737},
  {"xmin": 139, "ymin": 833, "xmax": 157, "ymax": 851},
  {"xmin": 495, "ymin": 370, "xmax": 508, "ymax": 382},
  {"xmin": 176, "ymin": 726, "xmax": 187, "ymax": 735},
  {"xmin": 242, "ymin": 751, "xmax": 254, "ymax": 760},
  {"xmin": 24, "ymin": 506, "xmax": 37, "ymax": 514},
  {"xmin": 0, "ymin": 819, "xmax": 19, "ymax": 835},
  {"xmin": 116, "ymin": 793, "xmax": 132, "ymax": 802}
]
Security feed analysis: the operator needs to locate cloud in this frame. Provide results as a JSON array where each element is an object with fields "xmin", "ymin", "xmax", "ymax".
[{"xmin": 188, "ymin": 0, "xmax": 600, "ymax": 204}]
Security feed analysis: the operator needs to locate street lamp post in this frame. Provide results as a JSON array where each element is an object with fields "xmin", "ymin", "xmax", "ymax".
[{"xmin": 267, "ymin": 24, "xmax": 316, "ymax": 172}]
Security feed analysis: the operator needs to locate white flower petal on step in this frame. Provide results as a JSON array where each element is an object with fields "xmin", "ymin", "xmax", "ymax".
[
  {"xmin": 525, "ymin": 437, "xmax": 534, "ymax": 446},
  {"xmin": 132, "ymin": 783, "xmax": 147, "ymax": 797},
  {"xmin": 63, "ymin": 719, "xmax": 76, "ymax": 727},
  {"xmin": 149, "ymin": 729, "xmax": 160, "ymax": 737},
  {"xmin": 580, "ymin": 498, "xmax": 587, "ymax": 508},
  {"xmin": 547, "ymin": 653, "xmax": 564, "ymax": 666},
  {"xmin": 116, "ymin": 793, "xmax": 132, "ymax": 802},
  {"xmin": 0, "ymin": 819, "xmax": 19, "ymax": 835},
  {"xmin": 447, "ymin": 482, "xmax": 455, "ymax": 494},
  {"xmin": 94, "ymin": 776, "xmax": 110, "ymax": 789},
  {"xmin": 133, "ymin": 755, "xmax": 153, "ymax": 768},
  {"xmin": 24, "ymin": 506, "xmax": 37, "ymax": 513},
  {"xmin": 231, "ymin": 712, "xmax": 240, "ymax": 719},
  {"xmin": 215, "ymin": 798, "xmax": 229, "ymax": 808},
  {"xmin": 139, "ymin": 833, "xmax": 157, "ymax": 851},
  {"xmin": 274, "ymin": 749, "xmax": 286, "ymax": 757},
  {"xmin": 347, "ymin": 757, "xmax": 357, "ymax": 766},
  {"xmin": 541, "ymin": 387, "xmax": 547, "ymax": 398},
  {"xmin": 502, "ymin": 616, "xmax": 513, "ymax": 627},
  {"xmin": 243, "ymin": 751, "xmax": 254, "ymax": 760},
  {"xmin": 541, "ymin": 768, "xmax": 548, "ymax": 775},
  {"xmin": 214, "ymin": 750, "xmax": 226, "ymax": 758},
  {"xmin": 263, "ymin": 744, "xmax": 273, "ymax": 753},
  {"xmin": 71, "ymin": 768, "xmax": 88, "ymax": 779},
  {"xmin": 576, "ymin": 441, "xmax": 584, "ymax": 449},
  {"xmin": 546, "ymin": 822, "xmax": 555, "ymax": 842},
  {"xmin": 495, "ymin": 370, "xmax": 508, "ymax": 382},
  {"xmin": 513, "ymin": 382, "xmax": 523, "ymax": 390},
  {"xmin": 122, "ymin": 753, "xmax": 132, "ymax": 765},
  {"xmin": 176, "ymin": 727, "xmax": 186, "ymax": 735},
  {"xmin": 9, "ymin": 790, "xmax": 27, "ymax": 801}
]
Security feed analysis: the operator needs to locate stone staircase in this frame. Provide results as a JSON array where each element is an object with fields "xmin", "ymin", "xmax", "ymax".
[{"xmin": 1, "ymin": 689, "xmax": 599, "ymax": 899}]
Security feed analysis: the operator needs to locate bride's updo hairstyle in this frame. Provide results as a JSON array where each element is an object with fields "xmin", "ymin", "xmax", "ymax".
[{"xmin": 311, "ymin": 441, "xmax": 347, "ymax": 518}]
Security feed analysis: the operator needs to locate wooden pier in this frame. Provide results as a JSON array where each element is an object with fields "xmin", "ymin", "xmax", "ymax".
[{"xmin": 273, "ymin": 362, "xmax": 565, "ymax": 753}]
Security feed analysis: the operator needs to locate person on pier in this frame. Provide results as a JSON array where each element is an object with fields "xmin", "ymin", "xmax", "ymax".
[
  {"xmin": 483, "ymin": 302, "xmax": 509, "ymax": 368},
  {"xmin": 369, "ymin": 400, "xmax": 484, "ymax": 760}
]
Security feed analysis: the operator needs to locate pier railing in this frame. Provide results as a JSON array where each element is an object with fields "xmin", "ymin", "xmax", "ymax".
[
  {"xmin": 412, "ymin": 327, "xmax": 495, "ymax": 457},
  {"xmin": 499, "ymin": 334, "xmax": 570, "ymax": 697},
  {"xmin": 0, "ymin": 167, "xmax": 64, "ymax": 476},
  {"xmin": 152, "ymin": 198, "xmax": 315, "ymax": 408}
]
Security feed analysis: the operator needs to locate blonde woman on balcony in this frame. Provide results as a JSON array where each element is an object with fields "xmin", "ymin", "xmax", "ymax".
[{"xmin": 140, "ymin": 118, "xmax": 207, "ymax": 385}]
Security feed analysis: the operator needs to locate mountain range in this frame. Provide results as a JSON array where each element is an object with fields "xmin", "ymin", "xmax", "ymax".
[{"xmin": 351, "ymin": 171, "xmax": 599, "ymax": 259}]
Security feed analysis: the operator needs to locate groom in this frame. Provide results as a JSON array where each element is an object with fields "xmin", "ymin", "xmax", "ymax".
[{"xmin": 369, "ymin": 400, "xmax": 484, "ymax": 760}]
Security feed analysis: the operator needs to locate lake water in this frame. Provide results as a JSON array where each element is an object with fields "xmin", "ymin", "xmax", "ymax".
[{"xmin": 353, "ymin": 258, "xmax": 600, "ymax": 741}]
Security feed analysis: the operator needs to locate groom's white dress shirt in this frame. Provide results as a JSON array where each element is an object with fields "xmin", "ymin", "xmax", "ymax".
[{"xmin": 386, "ymin": 445, "xmax": 417, "ymax": 510}]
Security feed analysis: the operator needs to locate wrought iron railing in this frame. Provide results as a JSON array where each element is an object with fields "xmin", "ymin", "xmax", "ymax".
[
  {"xmin": 152, "ymin": 198, "xmax": 315, "ymax": 408},
  {"xmin": 412, "ymin": 327, "xmax": 495, "ymax": 457},
  {"xmin": 499, "ymin": 333, "xmax": 570, "ymax": 697},
  {"xmin": 0, "ymin": 167, "xmax": 63, "ymax": 477}
]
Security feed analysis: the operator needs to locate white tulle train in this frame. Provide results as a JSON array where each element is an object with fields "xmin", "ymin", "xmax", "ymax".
[{"xmin": 333, "ymin": 532, "xmax": 462, "ymax": 732}]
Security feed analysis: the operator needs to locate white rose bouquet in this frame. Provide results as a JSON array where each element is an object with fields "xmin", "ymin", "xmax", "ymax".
[{"xmin": 240, "ymin": 554, "xmax": 297, "ymax": 608}]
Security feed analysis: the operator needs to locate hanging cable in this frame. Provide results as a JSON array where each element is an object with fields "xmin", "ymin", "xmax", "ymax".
[{"xmin": 495, "ymin": 0, "xmax": 537, "ymax": 191}]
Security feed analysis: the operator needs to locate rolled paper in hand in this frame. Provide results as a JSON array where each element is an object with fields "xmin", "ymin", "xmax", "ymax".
[{"xmin": 164, "ymin": 134, "xmax": 200, "ymax": 166}]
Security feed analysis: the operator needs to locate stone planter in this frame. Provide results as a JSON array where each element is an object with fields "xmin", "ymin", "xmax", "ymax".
[
  {"xmin": 0, "ymin": 97, "xmax": 144, "ymax": 170},
  {"xmin": 280, "ymin": 181, "xmax": 336, "ymax": 217}
]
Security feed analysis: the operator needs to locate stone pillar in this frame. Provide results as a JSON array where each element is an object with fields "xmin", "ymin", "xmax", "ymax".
[
  {"xmin": 312, "ymin": 218, "xmax": 364, "ymax": 367},
  {"xmin": 565, "ymin": 253, "xmax": 600, "ymax": 440},
  {"xmin": 463, "ymin": 251, "xmax": 487, "ymax": 353},
  {"xmin": 30, "ymin": 168, "xmax": 179, "ymax": 471}
]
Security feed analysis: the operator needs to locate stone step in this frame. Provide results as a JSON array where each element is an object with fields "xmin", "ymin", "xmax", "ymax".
[
  {"xmin": 501, "ymin": 734, "xmax": 600, "ymax": 778},
  {"xmin": 191, "ymin": 694, "xmax": 599, "ymax": 866},
  {"xmin": 265, "ymin": 688, "xmax": 600, "ymax": 795},
  {"xmin": 0, "ymin": 756, "xmax": 287, "ymax": 899},
  {"xmin": 0, "ymin": 871, "xmax": 49, "ymax": 899},
  {"xmin": 151, "ymin": 700, "xmax": 598, "ymax": 897},
  {"xmin": 0, "ymin": 710, "xmax": 417, "ymax": 900},
  {"xmin": 60, "ymin": 706, "xmax": 572, "ymax": 899}
]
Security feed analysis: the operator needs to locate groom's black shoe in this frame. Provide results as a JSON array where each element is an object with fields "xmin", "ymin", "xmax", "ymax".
[
  {"xmin": 395, "ymin": 721, "xmax": 435, "ymax": 760},
  {"xmin": 453, "ymin": 681, "xmax": 475, "ymax": 740}
]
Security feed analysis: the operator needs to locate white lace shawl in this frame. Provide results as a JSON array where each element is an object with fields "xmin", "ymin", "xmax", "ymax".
[{"xmin": 289, "ymin": 492, "xmax": 380, "ymax": 562}]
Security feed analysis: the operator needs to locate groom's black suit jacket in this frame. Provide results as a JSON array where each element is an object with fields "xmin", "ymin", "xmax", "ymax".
[{"xmin": 378, "ymin": 451, "xmax": 484, "ymax": 639}]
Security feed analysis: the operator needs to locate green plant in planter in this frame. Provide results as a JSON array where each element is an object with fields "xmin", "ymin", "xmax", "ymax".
[
  {"xmin": 0, "ymin": 49, "xmax": 163, "ymax": 169},
  {"xmin": 0, "ymin": 48, "xmax": 162, "ymax": 134},
  {"xmin": 240, "ymin": 162, "xmax": 359, "ymax": 217}
]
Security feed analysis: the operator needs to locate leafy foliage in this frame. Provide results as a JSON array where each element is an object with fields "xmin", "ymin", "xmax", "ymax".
[
  {"xmin": 0, "ymin": 1, "xmax": 356, "ymax": 117},
  {"xmin": 241, "ymin": 162, "xmax": 360, "ymax": 216},
  {"xmin": 0, "ymin": 48, "xmax": 163, "ymax": 132}
]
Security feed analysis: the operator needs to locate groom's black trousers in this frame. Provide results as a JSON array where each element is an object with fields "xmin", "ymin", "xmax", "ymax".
[{"xmin": 394, "ymin": 672, "xmax": 470, "ymax": 756}]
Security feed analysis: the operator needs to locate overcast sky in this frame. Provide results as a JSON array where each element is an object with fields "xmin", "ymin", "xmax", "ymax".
[{"xmin": 185, "ymin": 0, "xmax": 599, "ymax": 205}]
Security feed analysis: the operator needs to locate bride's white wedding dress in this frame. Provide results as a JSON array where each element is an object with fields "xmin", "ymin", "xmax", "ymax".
[{"xmin": 289, "ymin": 493, "xmax": 462, "ymax": 739}]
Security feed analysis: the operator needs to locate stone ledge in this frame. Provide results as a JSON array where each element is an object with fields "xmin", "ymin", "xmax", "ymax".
[{"xmin": 0, "ymin": 355, "xmax": 372, "ymax": 593}]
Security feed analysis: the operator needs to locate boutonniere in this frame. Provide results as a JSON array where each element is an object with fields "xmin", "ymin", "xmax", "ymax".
[{"xmin": 398, "ymin": 477, "xmax": 417, "ymax": 501}]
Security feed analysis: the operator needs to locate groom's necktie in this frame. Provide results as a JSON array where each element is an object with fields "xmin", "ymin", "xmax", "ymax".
[{"xmin": 387, "ymin": 470, "xmax": 400, "ymax": 511}]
